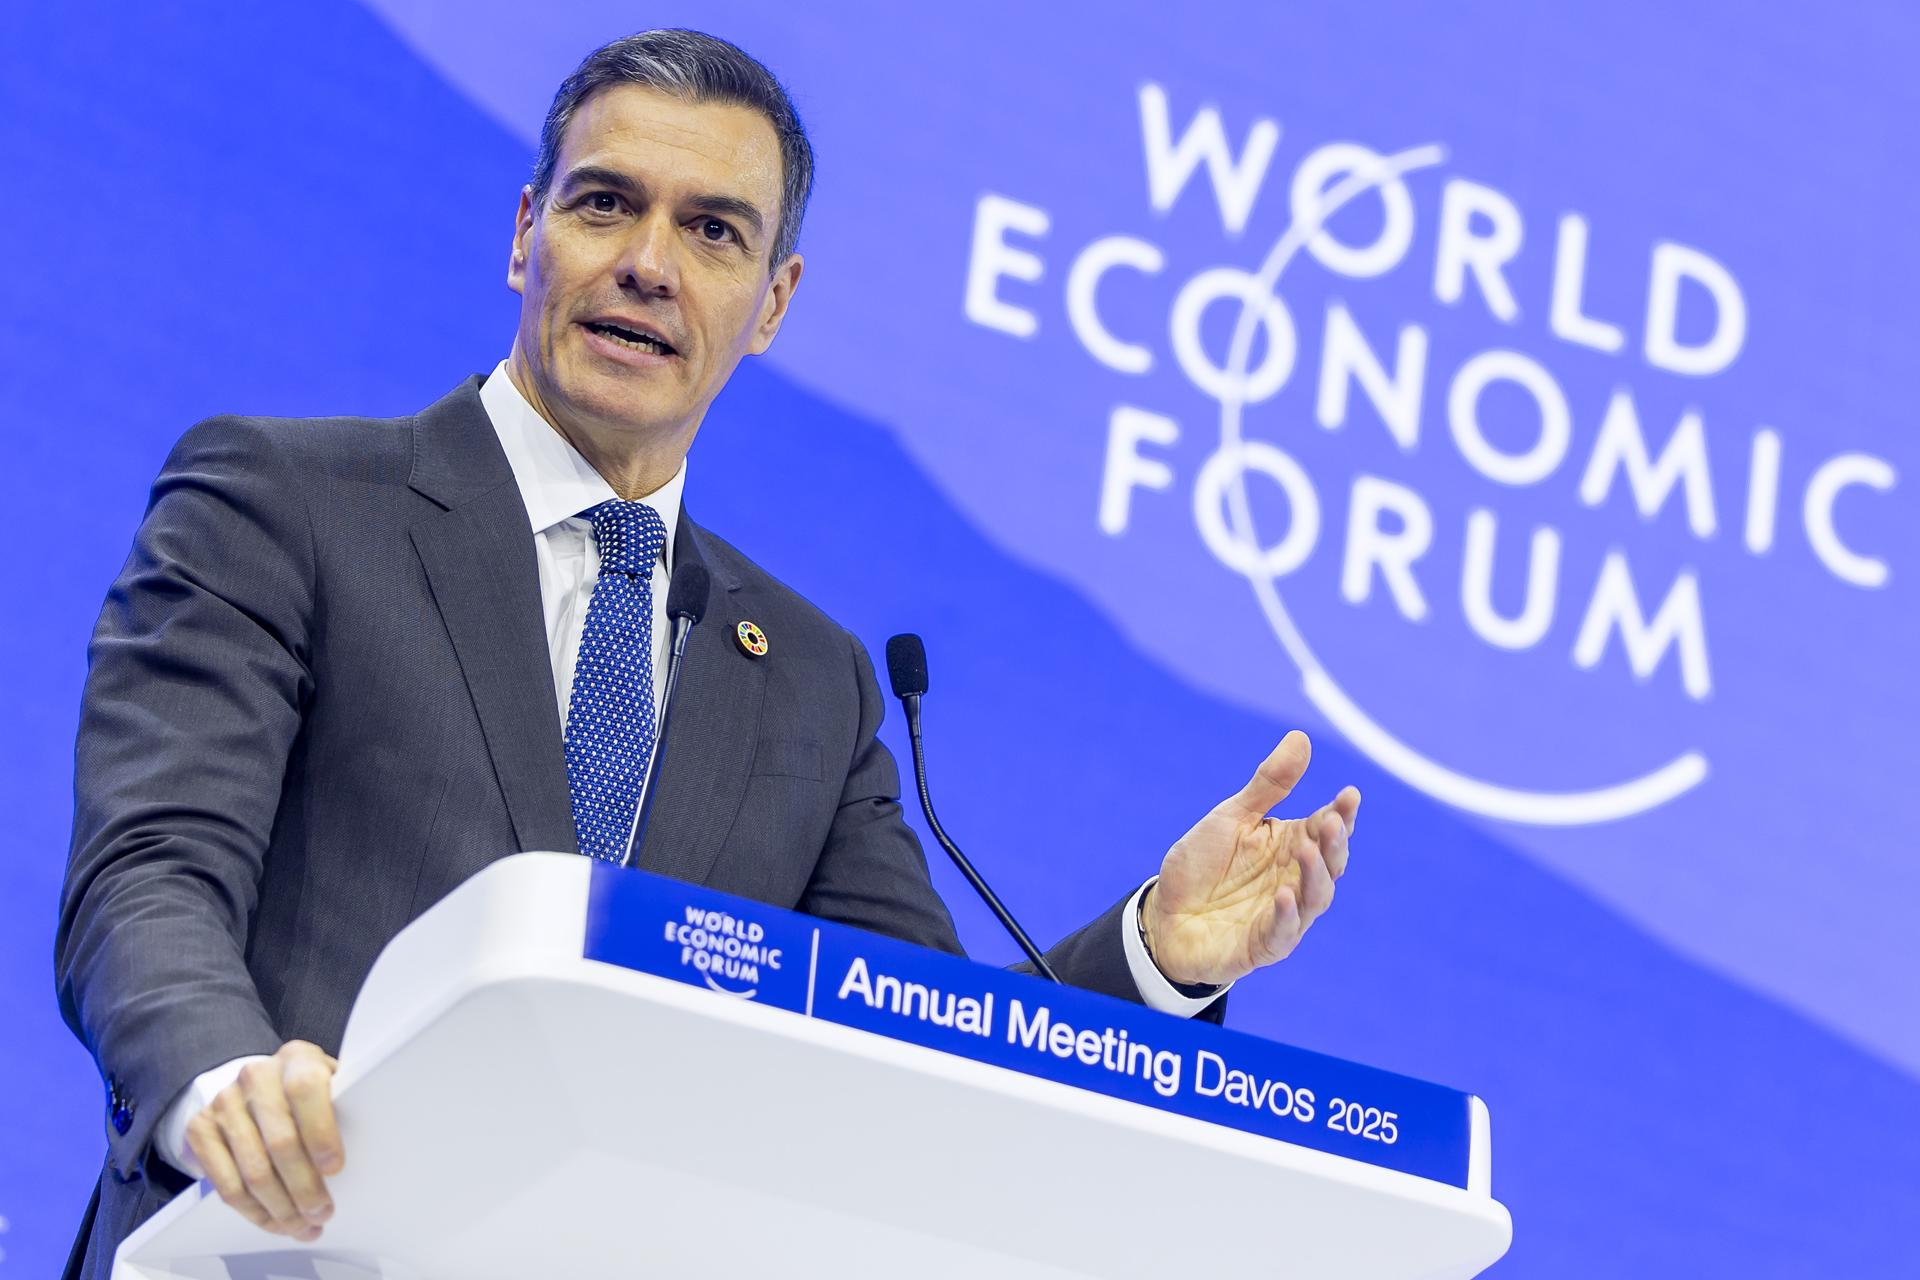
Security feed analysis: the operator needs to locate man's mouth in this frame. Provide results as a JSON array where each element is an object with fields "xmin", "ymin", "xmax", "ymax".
[{"xmin": 583, "ymin": 320, "xmax": 677, "ymax": 357}]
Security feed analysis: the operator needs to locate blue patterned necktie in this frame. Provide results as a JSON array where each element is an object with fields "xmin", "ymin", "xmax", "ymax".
[{"xmin": 564, "ymin": 499, "xmax": 669, "ymax": 863}]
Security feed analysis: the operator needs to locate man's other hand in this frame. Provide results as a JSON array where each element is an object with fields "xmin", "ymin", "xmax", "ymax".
[
  {"xmin": 184, "ymin": 1040, "xmax": 342, "ymax": 1239},
  {"xmin": 1143, "ymin": 731, "xmax": 1359, "ymax": 987}
]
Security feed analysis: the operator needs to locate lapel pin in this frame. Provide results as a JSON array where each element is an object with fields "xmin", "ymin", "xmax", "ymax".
[{"xmin": 735, "ymin": 620, "xmax": 769, "ymax": 658}]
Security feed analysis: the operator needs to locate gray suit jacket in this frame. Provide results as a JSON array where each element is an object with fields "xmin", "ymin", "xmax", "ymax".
[{"xmin": 56, "ymin": 377, "xmax": 1204, "ymax": 1277}]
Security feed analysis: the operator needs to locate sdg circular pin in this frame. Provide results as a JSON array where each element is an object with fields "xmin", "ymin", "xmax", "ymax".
[{"xmin": 735, "ymin": 620, "xmax": 769, "ymax": 658}]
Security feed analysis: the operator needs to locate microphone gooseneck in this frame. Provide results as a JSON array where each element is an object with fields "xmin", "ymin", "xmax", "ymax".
[
  {"xmin": 626, "ymin": 561, "xmax": 712, "ymax": 867},
  {"xmin": 884, "ymin": 633, "xmax": 1061, "ymax": 983}
]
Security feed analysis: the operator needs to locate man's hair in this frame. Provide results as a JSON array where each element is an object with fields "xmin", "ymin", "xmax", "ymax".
[{"xmin": 530, "ymin": 29, "xmax": 814, "ymax": 269}]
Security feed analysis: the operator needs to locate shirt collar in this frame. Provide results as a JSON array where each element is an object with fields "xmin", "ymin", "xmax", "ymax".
[{"xmin": 479, "ymin": 360, "xmax": 685, "ymax": 565}]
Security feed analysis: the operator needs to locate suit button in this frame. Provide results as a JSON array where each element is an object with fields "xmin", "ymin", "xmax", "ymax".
[{"xmin": 106, "ymin": 1076, "xmax": 134, "ymax": 1136}]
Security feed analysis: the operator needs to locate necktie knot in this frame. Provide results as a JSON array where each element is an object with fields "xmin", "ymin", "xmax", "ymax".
[{"xmin": 588, "ymin": 499, "xmax": 667, "ymax": 577}]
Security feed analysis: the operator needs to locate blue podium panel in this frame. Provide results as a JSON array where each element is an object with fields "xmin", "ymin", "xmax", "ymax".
[{"xmin": 584, "ymin": 864, "xmax": 1478, "ymax": 1189}]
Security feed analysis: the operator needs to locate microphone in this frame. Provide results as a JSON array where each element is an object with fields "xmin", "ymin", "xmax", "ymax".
[
  {"xmin": 625, "ymin": 561, "xmax": 712, "ymax": 867},
  {"xmin": 885, "ymin": 633, "xmax": 1061, "ymax": 983}
]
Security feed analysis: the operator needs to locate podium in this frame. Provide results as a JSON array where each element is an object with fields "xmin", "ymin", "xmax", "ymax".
[{"xmin": 113, "ymin": 853, "xmax": 1512, "ymax": 1279}]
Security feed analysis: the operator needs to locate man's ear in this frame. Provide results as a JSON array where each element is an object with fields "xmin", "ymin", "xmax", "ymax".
[
  {"xmin": 508, "ymin": 185, "xmax": 537, "ymax": 295},
  {"xmin": 748, "ymin": 253, "xmax": 805, "ymax": 355}
]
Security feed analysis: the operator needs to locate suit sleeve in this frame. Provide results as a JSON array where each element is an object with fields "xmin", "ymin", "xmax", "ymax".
[
  {"xmin": 56, "ymin": 416, "xmax": 313, "ymax": 1181},
  {"xmin": 799, "ymin": 633, "xmax": 1225, "ymax": 1023},
  {"xmin": 795, "ymin": 633, "xmax": 967, "ymax": 955}
]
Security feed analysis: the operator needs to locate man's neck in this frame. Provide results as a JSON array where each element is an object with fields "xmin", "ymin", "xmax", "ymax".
[{"xmin": 503, "ymin": 350, "xmax": 689, "ymax": 501}]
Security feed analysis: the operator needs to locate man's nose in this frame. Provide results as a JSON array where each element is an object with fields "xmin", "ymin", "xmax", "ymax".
[{"xmin": 617, "ymin": 213, "xmax": 681, "ymax": 297}]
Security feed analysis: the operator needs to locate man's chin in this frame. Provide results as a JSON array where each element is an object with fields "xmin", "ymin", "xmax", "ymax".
[{"xmin": 558, "ymin": 372, "xmax": 691, "ymax": 440}]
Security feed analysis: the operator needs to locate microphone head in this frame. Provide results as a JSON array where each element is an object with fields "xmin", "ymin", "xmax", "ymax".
[
  {"xmin": 666, "ymin": 561, "xmax": 712, "ymax": 625},
  {"xmin": 885, "ymin": 633, "xmax": 929, "ymax": 699}
]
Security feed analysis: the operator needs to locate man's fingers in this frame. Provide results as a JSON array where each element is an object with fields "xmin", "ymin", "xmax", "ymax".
[
  {"xmin": 1295, "ymin": 825, "xmax": 1336, "ymax": 925},
  {"xmin": 187, "ymin": 1113, "xmax": 276, "ymax": 1232},
  {"xmin": 1318, "ymin": 806, "xmax": 1352, "ymax": 879},
  {"xmin": 246, "ymin": 1068, "xmax": 333, "ymax": 1228},
  {"xmin": 1298, "ymin": 794, "xmax": 1357, "ymax": 879},
  {"xmin": 215, "ymin": 1088, "xmax": 309, "ymax": 1237},
  {"xmin": 281, "ymin": 1044, "xmax": 343, "ymax": 1177},
  {"xmin": 1224, "ymin": 731, "xmax": 1311, "ymax": 821},
  {"xmin": 1333, "ymin": 785, "xmax": 1361, "ymax": 835},
  {"xmin": 1257, "ymin": 883, "xmax": 1302, "ymax": 965}
]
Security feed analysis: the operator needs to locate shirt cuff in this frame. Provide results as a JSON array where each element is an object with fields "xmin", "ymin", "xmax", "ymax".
[
  {"xmin": 1122, "ymin": 876, "xmax": 1232, "ymax": 1016},
  {"xmin": 154, "ymin": 1055, "xmax": 272, "ymax": 1178}
]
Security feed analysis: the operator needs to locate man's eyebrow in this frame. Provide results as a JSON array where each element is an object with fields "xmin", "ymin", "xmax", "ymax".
[{"xmin": 558, "ymin": 165, "xmax": 646, "ymax": 198}]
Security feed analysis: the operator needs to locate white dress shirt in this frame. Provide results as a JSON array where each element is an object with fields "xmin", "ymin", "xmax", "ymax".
[
  {"xmin": 153, "ymin": 362, "xmax": 1222, "ymax": 1177},
  {"xmin": 481, "ymin": 362, "xmax": 685, "ymax": 736}
]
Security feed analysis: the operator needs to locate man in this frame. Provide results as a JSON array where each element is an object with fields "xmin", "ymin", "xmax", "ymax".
[{"xmin": 56, "ymin": 29, "xmax": 1358, "ymax": 1277}]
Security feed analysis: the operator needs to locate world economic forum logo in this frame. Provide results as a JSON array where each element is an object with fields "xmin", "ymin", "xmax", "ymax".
[
  {"xmin": 661, "ymin": 906, "xmax": 783, "ymax": 999},
  {"xmin": 960, "ymin": 85, "xmax": 1897, "ymax": 826}
]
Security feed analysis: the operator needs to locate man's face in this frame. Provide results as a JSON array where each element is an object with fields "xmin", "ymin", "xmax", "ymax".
[{"xmin": 508, "ymin": 84, "xmax": 802, "ymax": 452}]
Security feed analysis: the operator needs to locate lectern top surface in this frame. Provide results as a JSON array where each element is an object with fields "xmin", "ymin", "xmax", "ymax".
[{"xmin": 118, "ymin": 854, "xmax": 1510, "ymax": 1280}]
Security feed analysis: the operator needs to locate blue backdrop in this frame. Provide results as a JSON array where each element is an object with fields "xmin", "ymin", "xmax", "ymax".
[{"xmin": 3, "ymin": 3, "xmax": 1915, "ymax": 1275}]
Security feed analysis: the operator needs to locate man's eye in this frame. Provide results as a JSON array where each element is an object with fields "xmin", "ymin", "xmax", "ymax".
[
  {"xmin": 585, "ymin": 193, "xmax": 622, "ymax": 214},
  {"xmin": 698, "ymin": 218, "xmax": 737, "ymax": 243}
]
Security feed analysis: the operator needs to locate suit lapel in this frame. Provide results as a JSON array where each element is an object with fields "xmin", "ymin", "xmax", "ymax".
[
  {"xmin": 404, "ymin": 385, "xmax": 765, "ymax": 880},
  {"xmin": 635, "ymin": 516, "xmax": 764, "ymax": 885},
  {"xmin": 407, "ymin": 379, "xmax": 578, "ymax": 855}
]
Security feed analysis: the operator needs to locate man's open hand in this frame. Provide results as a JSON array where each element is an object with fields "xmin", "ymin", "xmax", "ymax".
[
  {"xmin": 1143, "ymin": 731, "xmax": 1358, "ymax": 987},
  {"xmin": 185, "ymin": 1040, "xmax": 342, "ymax": 1240}
]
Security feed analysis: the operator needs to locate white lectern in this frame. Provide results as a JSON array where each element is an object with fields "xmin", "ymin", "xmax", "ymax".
[{"xmin": 114, "ymin": 853, "xmax": 1512, "ymax": 1279}]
